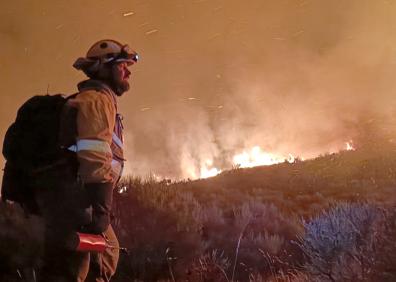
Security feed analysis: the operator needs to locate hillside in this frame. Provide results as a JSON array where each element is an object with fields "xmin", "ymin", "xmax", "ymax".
[
  {"xmin": 1, "ymin": 144, "xmax": 396, "ymax": 281},
  {"xmin": 172, "ymin": 145, "xmax": 396, "ymax": 216},
  {"xmin": 110, "ymin": 144, "xmax": 396, "ymax": 281}
]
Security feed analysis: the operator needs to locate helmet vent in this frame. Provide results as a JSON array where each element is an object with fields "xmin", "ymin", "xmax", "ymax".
[{"xmin": 100, "ymin": 42, "xmax": 108, "ymax": 49}]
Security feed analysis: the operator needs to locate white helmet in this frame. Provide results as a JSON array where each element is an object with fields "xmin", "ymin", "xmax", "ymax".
[{"xmin": 73, "ymin": 39, "xmax": 138, "ymax": 73}]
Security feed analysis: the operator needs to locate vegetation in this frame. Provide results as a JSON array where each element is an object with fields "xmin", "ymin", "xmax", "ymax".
[{"xmin": 1, "ymin": 143, "xmax": 396, "ymax": 281}]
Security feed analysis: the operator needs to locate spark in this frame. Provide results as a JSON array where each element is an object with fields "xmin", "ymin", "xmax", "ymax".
[
  {"xmin": 292, "ymin": 30, "xmax": 304, "ymax": 37},
  {"xmin": 72, "ymin": 34, "xmax": 81, "ymax": 43},
  {"xmin": 146, "ymin": 29, "xmax": 158, "ymax": 35},
  {"xmin": 55, "ymin": 24, "xmax": 64, "ymax": 30},
  {"xmin": 123, "ymin": 11, "xmax": 134, "ymax": 17},
  {"xmin": 217, "ymin": 105, "xmax": 223, "ymax": 109},
  {"xmin": 187, "ymin": 97, "xmax": 197, "ymax": 100},
  {"xmin": 140, "ymin": 107, "xmax": 151, "ymax": 112}
]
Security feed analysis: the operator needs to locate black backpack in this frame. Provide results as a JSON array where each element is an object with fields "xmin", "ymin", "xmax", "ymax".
[{"xmin": 1, "ymin": 94, "xmax": 75, "ymax": 213}]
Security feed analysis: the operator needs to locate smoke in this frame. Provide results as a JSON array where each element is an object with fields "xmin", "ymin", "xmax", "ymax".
[
  {"xmin": 2, "ymin": 1, "xmax": 396, "ymax": 179},
  {"xmin": 122, "ymin": 1, "xmax": 396, "ymax": 179},
  {"xmin": 124, "ymin": 102, "xmax": 220, "ymax": 179}
]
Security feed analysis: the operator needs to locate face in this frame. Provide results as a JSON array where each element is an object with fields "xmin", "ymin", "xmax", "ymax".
[{"xmin": 111, "ymin": 61, "xmax": 133, "ymax": 96}]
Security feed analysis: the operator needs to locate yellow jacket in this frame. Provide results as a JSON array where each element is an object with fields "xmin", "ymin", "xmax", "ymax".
[{"xmin": 64, "ymin": 80, "xmax": 124, "ymax": 184}]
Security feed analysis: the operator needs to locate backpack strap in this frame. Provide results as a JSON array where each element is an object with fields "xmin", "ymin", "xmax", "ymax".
[{"xmin": 66, "ymin": 92, "xmax": 79, "ymax": 100}]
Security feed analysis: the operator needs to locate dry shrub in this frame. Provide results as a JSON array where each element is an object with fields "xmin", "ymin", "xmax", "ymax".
[
  {"xmin": 189, "ymin": 249, "xmax": 231, "ymax": 282},
  {"xmin": 112, "ymin": 178, "xmax": 303, "ymax": 281},
  {"xmin": 297, "ymin": 202, "xmax": 396, "ymax": 281},
  {"xmin": 0, "ymin": 201, "xmax": 44, "ymax": 281},
  {"xmin": 250, "ymin": 271, "xmax": 310, "ymax": 282}
]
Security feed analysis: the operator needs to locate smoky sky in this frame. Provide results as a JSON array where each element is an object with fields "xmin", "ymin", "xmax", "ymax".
[{"xmin": 2, "ymin": 0, "xmax": 396, "ymax": 179}]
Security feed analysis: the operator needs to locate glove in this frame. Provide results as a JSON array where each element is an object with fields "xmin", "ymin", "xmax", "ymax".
[{"xmin": 84, "ymin": 182, "xmax": 113, "ymax": 234}]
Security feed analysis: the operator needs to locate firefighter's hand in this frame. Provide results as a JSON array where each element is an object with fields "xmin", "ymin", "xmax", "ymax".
[{"xmin": 84, "ymin": 182, "xmax": 113, "ymax": 234}]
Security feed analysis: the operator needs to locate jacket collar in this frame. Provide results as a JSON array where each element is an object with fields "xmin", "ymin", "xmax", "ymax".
[
  {"xmin": 78, "ymin": 79, "xmax": 113, "ymax": 94},
  {"xmin": 77, "ymin": 79, "xmax": 117, "ymax": 108}
]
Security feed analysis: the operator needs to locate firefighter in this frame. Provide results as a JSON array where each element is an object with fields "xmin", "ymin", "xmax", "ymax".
[{"xmin": 37, "ymin": 39, "xmax": 138, "ymax": 282}]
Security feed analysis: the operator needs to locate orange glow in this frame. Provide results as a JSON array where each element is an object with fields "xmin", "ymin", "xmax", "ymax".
[
  {"xmin": 197, "ymin": 146, "xmax": 296, "ymax": 179},
  {"xmin": 346, "ymin": 141, "xmax": 355, "ymax": 151},
  {"xmin": 196, "ymin": 141, "xmax": 353, "ymax": 179},
  {"xmin": 200, "ymin": 159, "xmax": 222, "ymax": 179},
  {"xmin": 232, "ymin": 146, "xmax": 288, "ymax": 168}
]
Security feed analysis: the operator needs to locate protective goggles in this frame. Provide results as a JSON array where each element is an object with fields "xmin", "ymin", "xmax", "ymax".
[{"xmin": 114, "ymin": 45, "xmax": 139, "ymax": 63}]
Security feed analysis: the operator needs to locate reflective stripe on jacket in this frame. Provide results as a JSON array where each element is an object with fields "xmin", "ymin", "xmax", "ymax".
[{"xmin": 66, "ymin": 80, "xmax": 124, "ymax": 184}]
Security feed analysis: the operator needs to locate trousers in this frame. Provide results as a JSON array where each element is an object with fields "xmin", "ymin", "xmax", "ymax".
[{"xmin": 34, "ymin": 165, "xmax": 119, "ymax": 282}]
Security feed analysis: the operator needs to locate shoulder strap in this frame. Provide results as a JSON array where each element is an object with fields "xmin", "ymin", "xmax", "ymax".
[{"xmin": 66, "ymin": 92, "xmax": 79, "ymax": 100}]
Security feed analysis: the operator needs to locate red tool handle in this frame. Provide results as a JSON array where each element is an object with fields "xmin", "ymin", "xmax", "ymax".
[{"xmin": 75, "ymin": 232, "xmax": 107, "ymax": 252}]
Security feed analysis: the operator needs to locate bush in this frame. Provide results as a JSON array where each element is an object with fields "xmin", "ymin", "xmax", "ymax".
[
  {"xmin": 0, "ymin": 202, "xmax": 44, "ymax": 281},
  {"xmin": 297, "ymin": 202, "xmax": 396, "ymax": 281}
]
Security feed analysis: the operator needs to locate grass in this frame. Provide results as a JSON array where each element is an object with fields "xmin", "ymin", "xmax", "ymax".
[{"xmin": 1, "ymin": 142, "xmax": 396, "ymax": 281}]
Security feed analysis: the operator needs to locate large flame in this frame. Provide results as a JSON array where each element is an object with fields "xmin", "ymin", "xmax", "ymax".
[
  {"xmin": 199, "ymin": 145, "xmax": 295, "ymax": 179},
  {"xmin": 157, "ymin": 140, "xmax": 356, "ymax": 180},
  {"xmin": 232, "ymin": 146, "xmax": 293, "ymax": 168},
  {"xmin": 198, "ymin": 141, "xmax": 354, "ymax": 179}
]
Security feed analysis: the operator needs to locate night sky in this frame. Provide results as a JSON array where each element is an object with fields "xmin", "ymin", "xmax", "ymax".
[{"xmin": 2, "ymin": 0, "xmax": 396, "ymax": 179}]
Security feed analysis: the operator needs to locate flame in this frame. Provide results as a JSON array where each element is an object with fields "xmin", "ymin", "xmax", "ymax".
[
  {"xmin": 232, "ymin": 146, "xmax": 288, "ymax": 168},
  {"xmin": 198, "ymin": 146, "xmax": 295, "ymax": 179},
  {"xmin": 193, "ymin": 140, "xmax": 355, "ymax": 179},
  {"xmin": 118, "ymin": 186, "xmax": 127, "ymax": 194},
  {"xmin": 200, "ymin": 159, "xmax": 222, "ymax": 179},
  {"xmin": 200, "ymin": 166, "xmax": 222, "ymax": 178},
  {"xmin": 287, "ymin": 154, "xmax": 295, "ymax": 163},
  {"xmin": 345, "ymin": 140, "xmax": 355, "ymax": 151},
  {"xmin": 229, "ymin": 141, "xmax": 353, "ymax": 173}
]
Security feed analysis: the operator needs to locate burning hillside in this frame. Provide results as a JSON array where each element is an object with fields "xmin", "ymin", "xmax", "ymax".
[
  {"xmin": 2, "ymin": 136, "xmax": 396, "ymax": 281},
  {"xmin": 107, "ymin": 141, "xmax": 396, "ymax": 280},
  {"xmin": 124, "ymin": 138, "xmax": 357, "ymax": 180},
  {"xmin": 199, "ymin": 141, "xmax": 355, "ymax": 179},
  {"xmin": 124, "ymin": 109, "xmax": 396, "ymax": 181}
]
